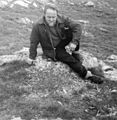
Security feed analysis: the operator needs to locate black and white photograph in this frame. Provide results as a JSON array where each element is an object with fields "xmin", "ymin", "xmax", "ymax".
[{"xmin": 0, "ymin": 0, "xmax": 117, "ymax": 120}]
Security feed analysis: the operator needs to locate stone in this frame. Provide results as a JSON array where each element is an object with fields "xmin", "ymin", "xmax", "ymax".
[
  {"xmin": 10, "ymin": 0, "xmax": 30, "ymax": 8},
  {"xmin": 11, "ymin": 116, "xmax": 22, "ymax": 120},
  {"xmin": 0, "ymin": 0, "xmax": 50, "ymax": 8},
  {"xmin": 84, "ymin": 1, "xmax": 95, "ymax": 7},
  {"xmin": 0, "ymin": 1, "xmax": 8, "ymax": 8},
  {"xmin": 79, "ymin": 50, "xmax": 100, "ymax": 68},
  {"xmin": 78, "ymin": 20, "xmax": 89, "ymax": 24},
  {"xmin": 0, "ymin": 55, "xmax": 18, "ymax": 66},
  {"xmin": 99, "ymin": 27, "xmax": 109, "ymax": 33},
  {"xmin": 15, "ymin": 17, "xmax": 33, "ymax": 24},
  {"xmin": 83, "ymin": 31, "xmax": 94, "ymax": 38},
  {"xmin": 0, "ymin": 47, "xmax": 117, "ymax": 81},
  {"xmin": 33, "ymin": 2, "xmax": 37, "ymax": 7},
  {"xmin": 107, "ymin": 54, "xmax": 117, "ymax": 62}
]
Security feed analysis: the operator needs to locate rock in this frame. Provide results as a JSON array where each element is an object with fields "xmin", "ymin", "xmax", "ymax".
[
  {"xmin": 56, "ymin": 118, "xmax": 63, "ymax": 120},
  {"xmin": 0, "ymin": 47, "xmax": 42, "ymax": 66},
  {"xmin": 32, "ymin": 2, "xmax": 38, "ymax": 7},
  {"xmin": 39, "ymin": 118, "xmax": 48, "ymax": 120},
  {"xmin": 15, "ymin": 17, "xmax": 33, "ymax": 24},
  {"xmin": 77, "ymin": 50, "xmax": 117, "ymax": 81},
  {"xmin": 78, "ymin": 20, "xmax": 89, "ymax": 24},
  {"xmin": 10, "ymin": 0, "xmax": 30, "ymax": 8},
  {"xmin": 99, "ymin": 27, "xmax": 109, "ymax": 33},
  {"xmin": 11, "ymin": 116, "xmax": 22, "ymax": 120},
  {"xmin": 111, "ymin": 90, "xmax": 117, "ymax": 103},
  {"xmin": 83, "ymin": 31, "xmax": 94, "ymax": 38},
  {"xmin": 104, "ymin": 69, "xmax": 117, "ymax": 81},
  {"xmin": 0, "ymin": 55, "xmax": 19, "ymax": 66},
  {"xmin": 0, "ymin": 1, "xmax": 8, "ymax": 8},
  {"xmin": 14, "ymin": 47, "xmax": 43, "ymax": 57},
  {"xmin": 0, "ymin": 0, "xmax": 51, "ymax": 8},
  {"xmin": 68, "ymin": 2, "xmax": 75, "ymax": 6},
  {"xmin": 98, "ymin": 60, "xmax": 117, "ymax": 80},
  {"xmin": 106, "ymin": 54, "xmax": 117, "ymax": 62},
  {"xmin": 84, "ymin": 1, "xmax": 95, "ymax": 7},
  {"xmin": 111, "ymin": 89, "xmax": 117, "ymax": 93},
  {"xmin": 0, "ymin": 47, "xmax": 117, "ymax": 81},
  {"xmin": 79, "ymin": 50, "xmax": 100, "ymax": 68},
  {"xmin": 99, "ymin": 60, "xmax": 113, "ymax": 71},
  {"xmin": 104, "ymin": 54, "xmax": 117, "ymax": 69}
]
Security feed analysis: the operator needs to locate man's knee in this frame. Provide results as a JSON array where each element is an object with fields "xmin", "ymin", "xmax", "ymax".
[{"xmin": 69, "ymin": 62, "xmax": 87, "ymax": 78}]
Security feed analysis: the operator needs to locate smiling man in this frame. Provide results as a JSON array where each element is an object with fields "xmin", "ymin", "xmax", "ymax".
[
  {"xmin": 28, "ymin": 3, "xmax": 104, "ymax": 84},
  {"xmin": 44, "ymin": 6, "xmax": 57, "ymax": 26}
]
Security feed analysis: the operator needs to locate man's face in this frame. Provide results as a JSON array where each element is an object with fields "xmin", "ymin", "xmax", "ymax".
[{"xmin": 45, "ymin": 8, "xmax": 57, "ymax": 26}]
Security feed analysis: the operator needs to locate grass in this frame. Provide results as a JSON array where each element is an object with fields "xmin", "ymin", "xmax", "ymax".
[
  {"xmin": 0, "ymin": 60, "xmax": 117, "ymax": 120},
  {"xmin": 0, "ymin": 0, "xmax": 117, "ymax": 120}
]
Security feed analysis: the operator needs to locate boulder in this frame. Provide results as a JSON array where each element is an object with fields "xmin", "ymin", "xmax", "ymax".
[
  {"xmin": 15, "ymin": 17, "xmax": 33, "ymax": 24},
  {"xmin": 0, "ymin": 1, "xmax": 8, "ymax": 8},
  {"xmin": 106, "ymin": 54, "xmax": 117, "ymax": 62},
  {"xmin": 0, "ymin": 0, "xmax": 56, "ymax": 8},
  {"xmin": 83, "ymin": 31, "xmax": 94, "ymax": 38},
  {"xmin": 78, "ymin": 20, "xmax": 89, "ymax": 24},
  {"xmin": 0, "ymin": 47, "xmax": 117, "ymax": 81},
  {"xmin": 11, "ymin": 117, "xmax": 22, "ymax": 120},
  {"xmin": 10, "ymin": 0, "xmax": 31, "ymax": 8},
  {"xmin": 84, "ymin": 1, "xmax": 95, "ymax": 7}
]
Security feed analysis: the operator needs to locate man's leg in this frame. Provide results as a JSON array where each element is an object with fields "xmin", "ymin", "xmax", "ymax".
[
  {"xmin": 56, "ymin": 48, "xmax": 104, "ymax": 84},
  {"xmin": 55, "ymin": 37, "xmax": 103, "ymax": 84},
  {"xmin": 55, "ymin": 48, "xmax": 87, "ymax": 78}
]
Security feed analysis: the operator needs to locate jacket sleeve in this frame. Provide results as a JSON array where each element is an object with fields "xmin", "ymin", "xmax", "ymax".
[
  {"xmin": 29, "ymin": 23, "xmax": 40, "ymax": 60},
  {"xmin": 63, "ymin": 16, "xmax": 82, "ymax": 46}
]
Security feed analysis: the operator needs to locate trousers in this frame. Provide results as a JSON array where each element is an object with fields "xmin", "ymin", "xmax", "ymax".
[{"xmin": 55, "ymin": 38, "xmax": 87, "ymax": 78}]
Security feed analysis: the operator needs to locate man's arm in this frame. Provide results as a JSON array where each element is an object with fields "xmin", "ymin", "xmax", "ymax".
[
  {"xmin": 29, "ymin": 23, "xmax": 40, "ymax": 60},
  {"xmin": 63, "ymin": 16, "xmax": 82, "ymax": 50}
]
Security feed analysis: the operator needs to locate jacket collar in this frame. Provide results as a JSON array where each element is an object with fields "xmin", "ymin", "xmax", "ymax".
[{"xmin": 38, "ymin": 14, "xmax": 63, "ymax": 25}]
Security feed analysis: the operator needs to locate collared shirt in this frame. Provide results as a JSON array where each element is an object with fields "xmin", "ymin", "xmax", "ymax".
[
  {"xmin": 49, "ymin": 25, "xmax": 61, "ymax": 47},
  {"xmin": 43, "ymin": 17, "xmax": 61, "ymax": 48}
]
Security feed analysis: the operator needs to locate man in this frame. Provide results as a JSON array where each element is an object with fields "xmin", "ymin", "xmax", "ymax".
[{"xmin": 28, "ymin": 3, "xmax": 103, "ymax": 84}]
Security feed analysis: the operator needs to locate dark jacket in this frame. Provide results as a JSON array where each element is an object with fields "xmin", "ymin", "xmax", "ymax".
[{"xmin": 29, "ymin": 14, "xmax": 82, "ymax": 60}]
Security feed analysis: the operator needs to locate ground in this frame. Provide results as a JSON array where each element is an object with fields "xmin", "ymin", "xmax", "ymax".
[{"xmin": 0, "ymin": 0, "xmax": 117, "ymax": 120}]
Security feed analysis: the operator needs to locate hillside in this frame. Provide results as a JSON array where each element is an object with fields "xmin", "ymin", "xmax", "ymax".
[
  {"xmin": 0, "ymin": 0, "xmax": 117, "ymax": 59},
  {"xmin": 0, "ymin": 0, "xmax": 117, "ymax": 120}
]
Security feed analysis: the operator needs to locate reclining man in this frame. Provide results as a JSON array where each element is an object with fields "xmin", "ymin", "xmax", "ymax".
[{"xmin": 28, "ymin": 3, "xmax": 104, "ymax": 84}]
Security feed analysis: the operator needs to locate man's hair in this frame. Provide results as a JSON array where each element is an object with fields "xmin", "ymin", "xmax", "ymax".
[{"xmin": 44, "ymin": 3, "xmax": 58, "ymax": 14}]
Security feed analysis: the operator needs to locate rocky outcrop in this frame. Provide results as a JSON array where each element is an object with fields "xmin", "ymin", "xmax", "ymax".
[
  {"xmin": 106, "ymin": 54, "xmax": 117, "ymax": 63},
  {"xmin": 0, "ymin": 48, "xmax": 117, "ymax": 120},
  {"xmin": 0, "ymin": 0, "xmax": 116, "ymax": 11},
  {"xmin": 0, "ymin": 0, "xmax": 56, "ymax": 8},
  {"xmin": 84, "ymin": 1, "xmax": 95, "ymax": 7},
  {"xmin": 0, "ymin": 47, "xmax": 117, "ymax": 81}
]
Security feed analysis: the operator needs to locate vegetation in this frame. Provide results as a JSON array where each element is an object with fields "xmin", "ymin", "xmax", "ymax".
[{"xmin": 0, "ymin": 0, "xmax": 117, "ymax": 120}]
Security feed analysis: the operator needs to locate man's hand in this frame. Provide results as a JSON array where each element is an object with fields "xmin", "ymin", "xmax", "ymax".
[
  {"xmin": 68, "ymin": 42, "xmax": 77, "ymax": 51},
  {"xmin": 65, "ymin": 42, "xmax": 77, "ymax": 54},
  {"xmin": 26, "ymin": 58, "xmax": 36, "ymax": 65}
]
